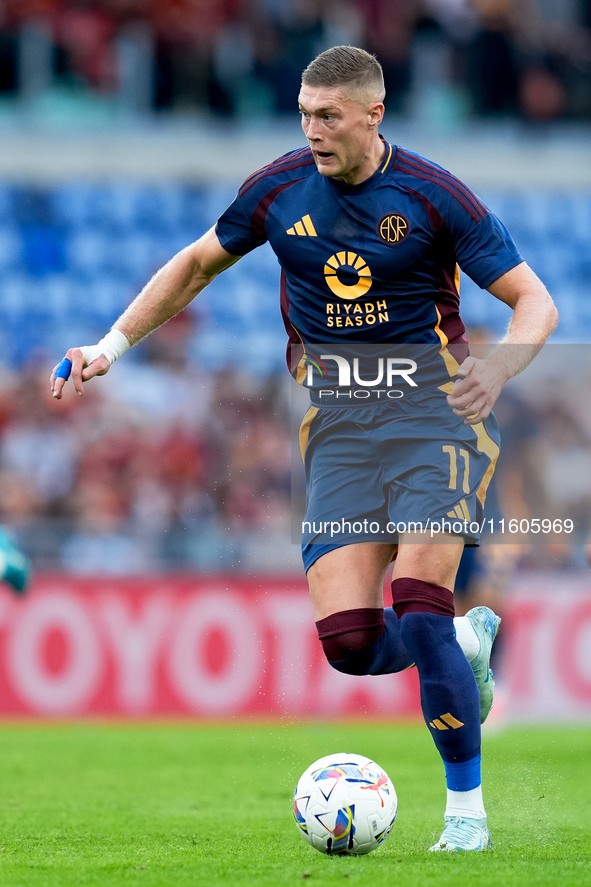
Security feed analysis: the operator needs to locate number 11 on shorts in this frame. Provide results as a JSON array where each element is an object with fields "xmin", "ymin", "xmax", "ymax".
[{"xmin": 442, "ymin": 445, "xmax": 470, "ymax": 494}]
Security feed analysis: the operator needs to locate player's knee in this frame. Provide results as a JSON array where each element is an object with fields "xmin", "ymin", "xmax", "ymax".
[{"xmin": 315, "ymin": 607, "xmax": 384, "ymax": 674}]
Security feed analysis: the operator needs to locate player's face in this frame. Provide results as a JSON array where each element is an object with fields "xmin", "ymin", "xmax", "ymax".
[{"xmin": 298, "ymin": 84, "xmax": 384, "ymax": 185}]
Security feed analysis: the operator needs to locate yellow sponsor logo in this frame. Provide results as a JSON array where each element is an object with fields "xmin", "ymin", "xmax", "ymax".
[
  {"xmin": 324, "ymin": 251, "xmax": 372, "ymax": 300},
  {"xmin": 325, "ymin": 300, "xmax": 389, "ymax": 328}
]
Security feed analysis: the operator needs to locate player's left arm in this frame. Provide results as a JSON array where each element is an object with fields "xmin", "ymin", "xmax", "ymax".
[{"xmin": 448, "ymin": 261, "xmax": 559, "ymax": 425}]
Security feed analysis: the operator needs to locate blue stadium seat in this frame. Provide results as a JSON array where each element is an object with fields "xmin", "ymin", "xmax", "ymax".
[
  {"xmin": 0, "ymin": 184, "xmax": 15, "ymax": 224},
  {"xmin": 49, "ymin": 183, "xmax": 107, "ymax": 228},
  {"xmin": 0, "ymin": 224, "xmax": 22, "ymax": 273}
]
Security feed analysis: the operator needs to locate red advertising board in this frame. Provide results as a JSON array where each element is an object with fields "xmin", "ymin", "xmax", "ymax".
[
  {"xmin": 1, "ymin": 573, "xmax": 590, "ymax": 720},
  {"xmin": 501, "ymin": 572, "xmax": 591, "ymax": 720},
  {"xmin": 0, "ymin": 575, "xmax": 420, "ymax": 717}
]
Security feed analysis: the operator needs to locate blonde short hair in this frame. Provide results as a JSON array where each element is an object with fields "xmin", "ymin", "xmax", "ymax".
[{"xmin": 301, "ymin": 45, "xmax": 385, "ymax": 104}]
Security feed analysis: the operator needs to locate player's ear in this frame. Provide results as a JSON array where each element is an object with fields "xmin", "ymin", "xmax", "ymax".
[{"xmin": 368, "ymin": 102, "xmax": 384, "ymax": 127}]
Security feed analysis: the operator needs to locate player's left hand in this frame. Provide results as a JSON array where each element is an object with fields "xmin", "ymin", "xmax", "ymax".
[{"xmin": 447, "ymin": 356, "xmax": 505, "ymax": 425}]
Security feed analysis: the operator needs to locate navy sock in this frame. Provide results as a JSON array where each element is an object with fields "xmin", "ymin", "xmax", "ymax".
[
  {"xmin": 399, "ymin": 611, "xmax": 480, "ymax": 766},
  {"xmin": 329, "ymin": 609, "xmax": 414, "ymax": 676}
]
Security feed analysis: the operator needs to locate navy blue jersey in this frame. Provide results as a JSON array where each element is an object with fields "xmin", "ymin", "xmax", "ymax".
[{"xmin": 215, "ymin": 140, "xmax": 522, "ymax": 379}]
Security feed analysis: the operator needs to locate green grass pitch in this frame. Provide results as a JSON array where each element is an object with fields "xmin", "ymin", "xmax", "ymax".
[{"xmin": 0, "ymin": 721, "xmax": 589, "ymax": 886}]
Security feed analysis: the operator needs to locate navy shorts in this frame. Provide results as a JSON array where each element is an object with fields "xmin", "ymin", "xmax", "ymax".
[{"xmin": 299, "ymin": 386, "xmax": 500, "ymax": 572}]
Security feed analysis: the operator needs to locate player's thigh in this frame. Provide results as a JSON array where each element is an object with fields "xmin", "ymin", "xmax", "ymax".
[
  {"xmin": 307, "ymin": 542, "xmax": 396, "ymax": 621},
  {"xmin": 303, "ymin": 424, "xmax": 385, "ymax": 539},
  {"xmin": 392, "ymin": 531, "xmax": 465, "ymax": 590}
]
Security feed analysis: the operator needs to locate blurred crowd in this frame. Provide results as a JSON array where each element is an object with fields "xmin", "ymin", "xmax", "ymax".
[
  {"xmin": 1, "ymin": 325, "xmax": 590, "ymax": 576},
  {"xmin": 0, "ymin": 316, "xmax": 297, "ymax": 574},
  {"xmin": 0, "ymin": 0, "xmax": 590, "ymax": 121}
]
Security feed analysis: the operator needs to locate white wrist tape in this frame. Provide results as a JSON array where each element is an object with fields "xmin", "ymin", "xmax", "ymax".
[{"xmin": 79, "ymin": 329, "xmax": 131, "ymax": 366}]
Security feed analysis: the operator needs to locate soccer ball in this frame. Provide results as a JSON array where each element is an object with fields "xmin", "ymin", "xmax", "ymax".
[{"xmin": 292, "ymin": 752, "xmax": 397, "ymax": 855}]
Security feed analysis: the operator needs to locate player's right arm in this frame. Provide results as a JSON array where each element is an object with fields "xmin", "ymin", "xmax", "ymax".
[{"xmin": 50, "ymin": 227, "xmax": 240, "ymax": 399}]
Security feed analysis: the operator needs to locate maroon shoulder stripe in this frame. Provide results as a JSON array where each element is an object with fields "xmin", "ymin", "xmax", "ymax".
[
  {"xmin": 251, "ymin": 178, "xmax": 303, "ymax": 235},
  {"xmin": 395, "ymin": 150, "xmax": 487, "ymax": 222},
  {"xmin": 240, "ymin": 146, "xmax": 310, "ymax": 191},
  {"xmin": 240, "ymin": 154, "xmax": 314, "ymax": 197},
  {"xmin": 393, "ymin": 160, "xmax": 483, "ymax": 224},
  {"xmin": 240, "ymin": 150, "xmax": 314, "ymax": 196},
  {"xmin": 396, "ymin": 148, "xmax": 487, "ymax": 217}
]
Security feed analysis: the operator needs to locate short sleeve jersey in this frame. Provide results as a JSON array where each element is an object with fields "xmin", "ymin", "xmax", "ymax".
[{"xmin": 215, "ymin": 140, "xmax": 522, "ymax": 375}]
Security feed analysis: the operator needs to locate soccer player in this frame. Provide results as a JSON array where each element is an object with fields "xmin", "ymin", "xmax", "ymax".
[{"xmin": 51, "ymin": 46, "xmax": 558, "ymax": 852}]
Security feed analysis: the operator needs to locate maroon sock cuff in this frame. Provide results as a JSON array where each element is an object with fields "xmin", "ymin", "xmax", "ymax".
[
  {"xmin": 315, "ymin": 608, "xmax": 385, "ymax": 661},
  {"xmin": 391, "ymin": 577, "xmax": 455, "ymax": 618},
  {"xmin": 315, "ymin": 607, "xmax": 385, "ymax": 640}
]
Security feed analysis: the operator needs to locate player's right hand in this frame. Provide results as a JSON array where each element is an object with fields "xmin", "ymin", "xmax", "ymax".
[
  {"xmin": 50, "ymin": 347, "xmax": 111, "ymax": 400},
  {"xmin": 447, "ymin": 355, "xmax": 505, "ymax": 425}
]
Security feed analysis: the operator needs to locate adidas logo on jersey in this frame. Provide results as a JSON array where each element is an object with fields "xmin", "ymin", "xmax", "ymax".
[{"xmin": 287, "ymin": 214, "xmax": 317, "ymax": 236}]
